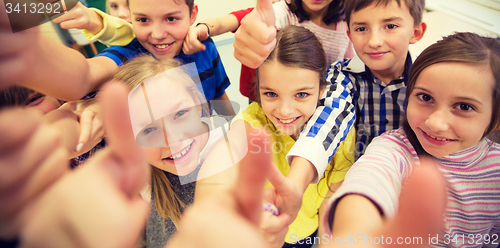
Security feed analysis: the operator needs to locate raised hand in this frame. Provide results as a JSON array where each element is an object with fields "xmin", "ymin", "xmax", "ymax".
[
  {"xmin": 19, "ymin": 82, "xmax": 150, "ymax": 248},
  {"xmin": 182, "ymin": 25, "xmax": 209, "ymax": 55},
  {"xmin": 233, "ymin": 0, "xmax": 276, "ymax": 69},
  {"xmin": 168, "ymin": 128, "xmax": 272, "ymax": 248},
  {"xmin": 52, "ymin": 1, "xmax": 104, "ymax": 33}
]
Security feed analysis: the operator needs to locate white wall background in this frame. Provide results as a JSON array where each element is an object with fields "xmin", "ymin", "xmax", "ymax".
[{"xmin": 193, "ymin": 0, "xmax": 257, "ymax": 112}]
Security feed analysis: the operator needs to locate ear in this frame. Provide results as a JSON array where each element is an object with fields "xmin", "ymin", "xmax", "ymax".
[
  {"xmin": 189, "ymin": 4, "xmax": 198, "ymax": 26},
  {"xmin": 319, "ymin": 84, "xmax": 326, "ymax": 99},
  {"xmin": 409, "ymin": 21, "xmax": 427, "ymax": 44},
  {"xmin": 347, "ymin": 29, "xmax": 352, "ymax": 41}
]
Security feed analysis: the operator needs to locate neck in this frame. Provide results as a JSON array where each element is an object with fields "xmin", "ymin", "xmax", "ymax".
[{"xmin": 371, "ymin": 56, "xmax": 407, "ymax": 85}]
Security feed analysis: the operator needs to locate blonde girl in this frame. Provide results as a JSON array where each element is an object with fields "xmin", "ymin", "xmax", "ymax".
[{"xmin": 114, "ymin": 55, "xmax": 230, "ymax": 248}]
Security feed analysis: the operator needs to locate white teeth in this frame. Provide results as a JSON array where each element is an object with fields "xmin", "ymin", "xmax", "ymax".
[
  {"xmin": 279, "ymin": 117, "xmax": 298, "ymax": 124},
  {"xmin": 169, "ymin": 143, "xmax": 192, "ymax": 160},
  {"xmin": 155, "ymin": 44, "xmax": 168, "ymax": 49},
  {"xmin": 428, "ymin": 133, "xmax": 449, "ymax": 141}
]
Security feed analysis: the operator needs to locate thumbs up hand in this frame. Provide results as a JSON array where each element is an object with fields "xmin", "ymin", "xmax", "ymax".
[{"xmin": 233, "ymin": 0, "xmax": 276, "ymax": 69}]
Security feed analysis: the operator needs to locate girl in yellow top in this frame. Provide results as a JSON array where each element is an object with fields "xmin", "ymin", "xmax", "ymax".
[{"xmin": 197, "ymin": 25, "xmax": 355, "ymax": 248}]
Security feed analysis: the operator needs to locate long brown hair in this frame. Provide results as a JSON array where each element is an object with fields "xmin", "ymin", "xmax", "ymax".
[
  {"xmin": 114, "ymin": 55, "xmax": 208, "ymax": 227},
  {"xmin": 404, "ymin": 32, "xmax": 500, "ymax": 155}
]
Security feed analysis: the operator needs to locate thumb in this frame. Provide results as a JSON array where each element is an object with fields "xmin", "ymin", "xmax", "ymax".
[
  {"xmin": 267, "ymin": 160, "xmax": 291, "ymax": 196},
  {"xmin": 98, "ymin": 81, "xmax": 148, "ymax": 197},
  {"xmin": 255, "ymin": 0, "xmax": 276, "ymax": 28},
  {"xmin": 380, "ymin": 157, "xmax": 447, "ymax": 247},
  {"xmin": 233, "ymin": 127, "xmax": 272, "ymax": 224}
]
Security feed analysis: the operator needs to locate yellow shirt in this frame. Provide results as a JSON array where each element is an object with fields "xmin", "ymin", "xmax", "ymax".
[
  {"xmin": 81, "ymin": 8, "xmax": 135, "ymax": 46},
  {"xmin": 233, "ymin": 102, "xmax": 355, "ymax": 242}
]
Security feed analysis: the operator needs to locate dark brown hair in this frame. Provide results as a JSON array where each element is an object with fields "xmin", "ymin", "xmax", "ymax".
[
  {"xmin": 0, "ymin": 85, "xmax": 35, "ymax": 110},
  {"xmin": 404, "ymin": 32, "xmax": 500, "ymax": 155},
  {"xmin": 344, "ymin": 0, "xmax": 425, "ymax": 27},
  {"xmin": 255, "ymin": 25, "xmax": 327, "ymax": 102},
  {"xmin": 287, "ymin": 0, "xmax": 345, "ymax": 25},
  {"xmin": 127, "ymin": 0, "xmax": 194, "ymax": 13}
]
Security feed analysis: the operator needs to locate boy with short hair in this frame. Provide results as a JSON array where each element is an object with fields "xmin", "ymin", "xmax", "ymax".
[{"xmin": 53, "ymin": 0, "xmax": 234, "ymax": 115}]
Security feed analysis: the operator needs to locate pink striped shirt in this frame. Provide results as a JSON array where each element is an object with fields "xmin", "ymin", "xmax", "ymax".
[
  {"xmin": 324, "ymin": 128, "xmax": 500, "ymax": 248},
  {"xmin": 273, "ymin": 1, "xmax": 355, "ymax": 66}
]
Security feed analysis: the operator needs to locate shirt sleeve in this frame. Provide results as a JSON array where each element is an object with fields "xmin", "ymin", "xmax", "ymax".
[
  {"xmin": 273, "ymin": 1, "xmax": 294, "ymax": 30},
  {"xmin": 205, "ymin": 40, "xmax": 230, "ymax": 99},
  {"xmin": 229, "ymin": 7, "xmax": 254, "ymax": 25},
  {"xmin": 322, "ymin": 132, "xmax": 415, "ymax": 234},
  {"xmin": 81, "ymin": 8, "xmax": 135, "ymax": 46},
  {"xmin": 286, "ymin": 60, "xmax": 356, "ymax": 183}
]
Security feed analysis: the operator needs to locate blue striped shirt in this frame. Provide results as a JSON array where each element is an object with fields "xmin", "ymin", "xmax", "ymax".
[
  {"xmin": 287, "ymin": 53, "xmax": 412, "ymax": 180},
  {"xmin": 95, "ymin": 38, "xmax": 230, "ymax": 102}
]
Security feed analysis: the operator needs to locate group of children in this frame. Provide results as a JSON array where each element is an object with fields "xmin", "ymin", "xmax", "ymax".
[{"xmin": 0, "ymin": 0, "xmax": 499, "ymax": 247}]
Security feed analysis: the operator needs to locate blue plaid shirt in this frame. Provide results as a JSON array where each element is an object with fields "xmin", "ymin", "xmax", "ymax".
[{"xmin": 287, "ymin": 53, "xmax": 412, "ymax": 176}]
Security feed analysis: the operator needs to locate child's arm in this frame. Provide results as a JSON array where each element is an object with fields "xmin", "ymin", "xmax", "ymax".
[
  {"xmin": 52, "ymin": 2, "xmax": 135, "ymax": 46},
  {"xmin": 20, "ymin": 34, "xmax": 118, "ymax": 101},
  {"xmin": 183, "ymin": 14, "xmax": 241, "ymax": 55}
]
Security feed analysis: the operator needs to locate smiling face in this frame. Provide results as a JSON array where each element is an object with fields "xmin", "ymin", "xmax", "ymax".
[
  {"xmin": 129, "ymin": 0, "xmax": 197, "ymax": 59},
  {"xmin": 406, "ymin": 62, "xmax": 494, "ymax": 157},
  {"xmin": 108, "ymin": 0, "xmax": 131, "ymax": 23},
  {"xmin": 347, "ymin": 0, "xmax": 425, "ymax": 81},
  {"xmin": 258, "ymin": 60, "xmax": 323, "ymax": 140},
  {"xmin": 129, "ymin": 72, "xmax": 208, "ymax": 176}
]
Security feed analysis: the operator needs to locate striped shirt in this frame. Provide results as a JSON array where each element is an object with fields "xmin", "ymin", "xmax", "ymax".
[
  {"xmin": 324, "ymin": 128, "xmax": 500, "ymax": 248},
  {"xmin": 289, "ymin": 53, "xmax": 412, "ymax": 176},
  {"xmin": 273, "ymin": 1, "xmax": 355, "ymax": 66},
  {"xmin": 95, "ymin": 38, "xmax": 230, "ymax": 101}
]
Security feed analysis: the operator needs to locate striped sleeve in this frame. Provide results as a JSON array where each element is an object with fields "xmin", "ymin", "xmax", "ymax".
[{"xmin": 286, "ymin": 60, "xmax": 355, "ymax": 183}]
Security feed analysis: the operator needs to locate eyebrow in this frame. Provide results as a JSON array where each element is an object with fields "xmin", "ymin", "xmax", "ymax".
[
  {"xmin": 413, "ymin": 87, "xmax": 484, "ymax": 106},
  {"xmin": 259, "ymin": 86, "xmax": 316, "ymax": 91},
  {"xmin": 351, "ymin": 16, "xmax": 403, "ymax": 26},
  {"xmin": 132, "ymin": 10, "xmax": 182, "ymax": 16}
]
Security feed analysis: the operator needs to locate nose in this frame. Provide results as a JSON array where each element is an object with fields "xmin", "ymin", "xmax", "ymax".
[
  {"xmin": 162, "ymin": 119, "xmax": 185, "ymax": 146},
  {"xmin": 368, "ymin": 30, "xmax": 384, "ymax": 48},
  {"xmin": 151, "ymin": 22, "xmax": 168, "ymax": 40},
  {"xmin": 118, "ymin": 8, "xmax": 130, "ymax": 21},
  {"xmin": 425, "ymin": 108, "xmax": 450, "ymax": 132},
  {"xmin": 278, "ymin": 99, "xmax": 294, "ymax": 117}
]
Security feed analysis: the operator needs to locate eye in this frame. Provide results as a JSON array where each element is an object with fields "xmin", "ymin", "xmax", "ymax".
[
  {"xmin": 264, "ymin": 92, "xmax": 277, "ymax": 98},
  {"xmin": 354, "ymin": 26, "xmax": 366, "ymax": 32},
  {"xmin": 136, "ymin": 17, "xmax": 148, "ymax": 23},
  {"xmin": 25, "ymin": 93, "xmax": 45, "ymax": 107},
  {"xmin": 457, "ymin": 103, "xmax": 475, "ymax": 111},
  {"xmin": 143, "ymin": 127, "xmax": 157, "ymax": 135},
  {"xmin": 166, "ymin": 16, "xmax": 178, "ymax": 22},
  {"xmin": 386, "ymin": 24, "xmax": 398, "ymax": 29},
  {"xmin": 174, "ymin": 109, "xmax": 188, "ymax": 119},
  {"xmin": 296, "ymin": 92, "xmax": 309, "ymax": 98},
  {"xmin": 416, "ymin": 93, "xmax": 432, "ymax": 102},
  {"xmin": 110, "ymin": 3, "xmax": 118, "ymax": 9}
]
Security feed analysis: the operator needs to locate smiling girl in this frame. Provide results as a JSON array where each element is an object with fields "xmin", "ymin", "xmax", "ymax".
[
  {"xmin": 323, "ymin": 32, "xmax": 500, "ymax": 248},
  {"xmin": 114, "ymin": 55, "xmax": 231, "ymax": 248},
  {"xmin": 197, "ymin": 25, "xmax": 355, "ymax": 248}
]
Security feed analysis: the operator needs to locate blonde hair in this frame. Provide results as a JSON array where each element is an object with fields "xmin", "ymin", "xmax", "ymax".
[{"xmin": 114, "ymin": 55, "xmax": 208, "ymax": 227}]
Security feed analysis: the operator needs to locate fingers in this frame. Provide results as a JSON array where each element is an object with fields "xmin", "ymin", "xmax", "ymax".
[
  {"xmin": 267, "ymin": 160, "xmax": 291, "ymax": 195},
  {"xmin": 233, "ymin": 5, "xmax": 276, "ymax": 69},
  {"xmin": 380, "ymin": 157, "xmax": 447, "ymax": 245},
  {"xmin": 76, "ymin": 108, "xmax": 95, "ymax": 153},
  {"xmin": 182, "ymin": 27, "xmax": 207, "ymax": 55},
  {"xmin": 255, "ymin": 0, "xmax": 276, "ymax": 28},
  {"xmin": 233, "ymin": 127, "xmax": 272, "ymax": 224},
  {"xmin": 98, "ymin": 81, "xmax": 147, "ymax": 197},
  {"xmin": 260, "ymin": 211, "xmax": 290, "ymax": 248}
]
